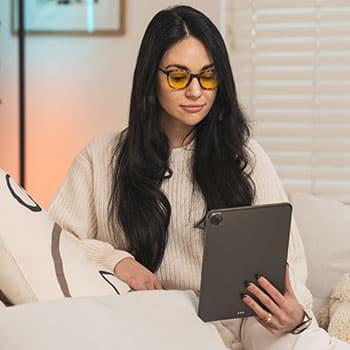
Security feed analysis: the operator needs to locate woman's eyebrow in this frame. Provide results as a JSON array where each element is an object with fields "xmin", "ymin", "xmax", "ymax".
[{"xmin": 164, "ymin": 63, "xmax": 214, "ymax": 70}]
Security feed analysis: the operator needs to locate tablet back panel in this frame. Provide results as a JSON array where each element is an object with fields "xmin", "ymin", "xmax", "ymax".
[{"xmin": 198, "ymin": 203, "xmax": 292, "ymax": 322}]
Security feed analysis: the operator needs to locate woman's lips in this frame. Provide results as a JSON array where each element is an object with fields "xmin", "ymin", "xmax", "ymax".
[{"xmin": 180, "ymin": 104, "xmax": 205, "ymax": 113}]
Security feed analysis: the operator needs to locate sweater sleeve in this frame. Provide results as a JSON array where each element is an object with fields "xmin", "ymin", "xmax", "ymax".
[
  {"xmin": 48, "ymin": 148, "xmax": 134, "ymax": 273},
  {"xmin": 248, "ymin": 138, "xmax": 313, "ymax": 310}
]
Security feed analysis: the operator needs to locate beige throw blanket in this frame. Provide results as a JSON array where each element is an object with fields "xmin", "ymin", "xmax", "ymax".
[{"xmin": 317, "ymin": 273, "xmax": 350, "ymax": 343}]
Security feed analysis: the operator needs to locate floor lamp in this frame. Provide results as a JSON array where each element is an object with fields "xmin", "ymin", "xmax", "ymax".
[{"xmin": 18, "ymin": 0, "xmax": 25, "ymax": 188}]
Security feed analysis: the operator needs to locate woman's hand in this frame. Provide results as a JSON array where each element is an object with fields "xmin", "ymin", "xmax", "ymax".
[
  {"xmin": 114, "ymin": 257, "xmax": 163, "ymax": 291},
  {"xmin": 241, "ymin": 264, "xmax": 304, "ymax": 335}
]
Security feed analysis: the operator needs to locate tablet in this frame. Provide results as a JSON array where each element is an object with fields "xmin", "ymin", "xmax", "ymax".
[{"xmin": 197, "ymin": 202, "xmax": 292, "ymax": 322}]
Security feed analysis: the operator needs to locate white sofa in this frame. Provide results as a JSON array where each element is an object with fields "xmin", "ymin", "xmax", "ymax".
[
  {"xmin": 0, "ymin": 187, "xmax": 349, "ymax": 346},
  {"xmin": 289, "ymin": 192, "xmax": 350, "ymax": 341}
]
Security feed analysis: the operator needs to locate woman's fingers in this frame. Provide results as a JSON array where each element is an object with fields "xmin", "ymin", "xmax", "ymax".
[
  {"xmin": 242, "ymin": 271, "xmax": 306, "ymax": 334},
  {"xmin": 142, "ymin": 276, "xmax": 162, "ymax": 290},
  {"xmin": 114, "ymin": 257, "xmax": 163, "ymax": 290},
  {"xmin": 255, "ymin": 275, "xmax": 285, "ymax": 306},
  {"xmin": 130, "ymin": 277, "xmax": 161, "ymax": 290},
  {"xmin": 245, "ymin": 281, "xmax": 281, "ymax": 316},
  {"xmin": 241, "ymin": 294, "xmax": 266, "ymax": 316},
  {"xmin": 256, "ymin": 316, "xmax": 280, "ymax": 335},
  {"xmin": 241, "ymin": 294, "xmax": 280, "ymax": 329},
  {"xmin": 145, "ymin": 280, "xmax": 155, "ymax": 290},
  {"xmin": 154, "ymin": 278, "xmax": 163, "ymax": 290}
]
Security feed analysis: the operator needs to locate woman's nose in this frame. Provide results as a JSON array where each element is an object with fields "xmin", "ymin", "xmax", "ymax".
[{"xmin": 185, "ymin": 76, "xmax": 202, "ymax": 98}]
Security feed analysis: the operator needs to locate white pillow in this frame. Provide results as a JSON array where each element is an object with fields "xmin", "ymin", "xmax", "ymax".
[
  {"xmin": 0, "ymin": 169, "xmax": 130, "ymax": 305},
  {"xmin": 289, "ymin": 192, "xmax": 350, "ymax": 314},
  {"xmin": 0, "ymin": 290, "xmax": 226, "ymax": 350}
]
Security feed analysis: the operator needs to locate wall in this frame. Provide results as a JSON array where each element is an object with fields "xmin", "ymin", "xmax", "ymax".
[{"xmin": 0, "ymin": 0, "xmax": 221, "ymax": 208}]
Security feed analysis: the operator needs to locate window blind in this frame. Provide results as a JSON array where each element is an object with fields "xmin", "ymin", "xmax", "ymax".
[{"xmin": 225, "ymin": 0, "xmax": 350, "ymax": 203}]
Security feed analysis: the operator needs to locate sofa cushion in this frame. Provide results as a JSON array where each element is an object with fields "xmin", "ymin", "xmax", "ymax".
[
  {"xmin": 0, "ymin": 169, "xmax": 130, "ymax": 305},
  {"xmin": 0, "ymin": 291, "xmax": 226, "ymax": 350},
  {"xmin": 289, "ymin": 192, "xmax": 350, "ymax": 314}
]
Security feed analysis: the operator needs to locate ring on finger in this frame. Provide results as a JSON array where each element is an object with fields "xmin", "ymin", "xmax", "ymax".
[{"xmin": 263, "ymin": 312, "xmax": 273, "ymax": 325}]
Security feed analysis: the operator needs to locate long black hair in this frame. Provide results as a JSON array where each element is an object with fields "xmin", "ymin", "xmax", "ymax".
[{"xmin": 108, "ymin": 5, "xmax": 256, "ymax": 272}]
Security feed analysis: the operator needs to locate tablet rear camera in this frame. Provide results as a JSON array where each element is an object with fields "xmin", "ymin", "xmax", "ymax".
[{"xmin": 209, "ymin": 212, "xmax": 223, "ymax": 226}]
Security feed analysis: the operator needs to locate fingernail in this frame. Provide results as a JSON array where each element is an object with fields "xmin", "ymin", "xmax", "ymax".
[
  {"xmin": 244, "ymin": 280, "xmax": 253, "ymax": 288},
  {"xmin": 255, "ymin": 274, "xmax": 263, "ymax": 281},
  {"xmin": 240, "ymin": 293, "xmax": 248, "ymax": 300}
]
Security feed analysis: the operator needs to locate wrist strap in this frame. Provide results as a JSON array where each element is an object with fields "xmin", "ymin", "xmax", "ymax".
[{"xmin": 290, "ymin": 310, "xmax": 312, "ymax": 335}]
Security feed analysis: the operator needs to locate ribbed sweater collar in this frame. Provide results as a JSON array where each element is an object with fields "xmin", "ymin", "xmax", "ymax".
[{"xmin": 169, "ymin": 138, "xmax": 195, "ymax": 163}]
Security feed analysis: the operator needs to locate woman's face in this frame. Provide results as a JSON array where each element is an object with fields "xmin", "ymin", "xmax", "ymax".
[{"xmin": 157, "ymin": 36, "xmax": 217, "ymax": 144}]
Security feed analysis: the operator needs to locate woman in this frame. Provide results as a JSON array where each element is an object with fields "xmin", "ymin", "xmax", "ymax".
[{"xmin": 48, "ymin": 5, "xmax": 347, "ymax": 350}]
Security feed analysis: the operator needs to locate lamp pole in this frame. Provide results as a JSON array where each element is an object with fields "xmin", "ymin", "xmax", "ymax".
[{"xmin": 18, "ymin": 0, "xmax": 25, "ymax": 187}]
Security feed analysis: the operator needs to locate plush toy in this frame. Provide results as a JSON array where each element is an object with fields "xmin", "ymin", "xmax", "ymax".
[{"xmin": 316, "ymin": 273, "xmax": 350, "ymax": 343}]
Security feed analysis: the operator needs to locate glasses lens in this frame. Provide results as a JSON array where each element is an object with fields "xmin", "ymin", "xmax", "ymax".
[
  {"xmin": 168, "ymin": 70, "xmax": 189, "ymax": 89},
  {"xmin": 199, "ymin": 70, "xmax": 218, "ymax": 89}
]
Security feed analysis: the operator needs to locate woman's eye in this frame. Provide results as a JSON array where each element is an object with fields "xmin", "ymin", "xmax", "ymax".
[
  {"xmin": 201, "ymin": 71, "xmax": 216, "ymax": 79},
  {"xmin": 171, "ymin": 73, "xmax": 187, "ymax": 80},
  {"xmin": 201, "ymin": 76, "xmax": 214, "ymax": 80}
]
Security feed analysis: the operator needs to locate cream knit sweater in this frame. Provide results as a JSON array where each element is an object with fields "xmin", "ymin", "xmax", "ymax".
[{"xmin": 48, "ymin": 132, "xmax": 313, "ymax": 348}]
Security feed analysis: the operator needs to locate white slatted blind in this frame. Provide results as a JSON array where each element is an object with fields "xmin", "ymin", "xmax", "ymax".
[{"xmin": 225, "ymin": 0, "xmax": 350, "ymax": 203}]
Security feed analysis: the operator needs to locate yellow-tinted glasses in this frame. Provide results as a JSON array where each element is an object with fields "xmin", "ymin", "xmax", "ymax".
[{"xmin": 158, "ymin": 67, "xmax": 218, "ymax": 90}]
